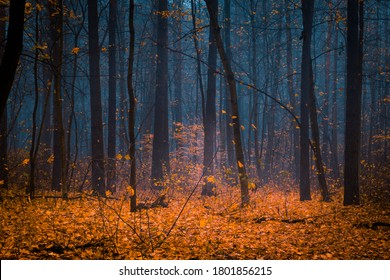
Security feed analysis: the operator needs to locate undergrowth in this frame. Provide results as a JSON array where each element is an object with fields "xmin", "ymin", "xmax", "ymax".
[{"xmin": 1, "ymin": 185, "xmax": 389, "ymax": 260}]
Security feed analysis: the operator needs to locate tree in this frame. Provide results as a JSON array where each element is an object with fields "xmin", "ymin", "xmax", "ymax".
[
  {"xmin": 173, "ymin": 0, "xmax": 183, "ymax": 150},
  {"xmin": 128, "ymin": 0, "xmax": 137, "ymax": 212},
  {"xmin": 151, "ymin": 0, "xmax": 170, "ymax": 189},
  {"xmin": 202, "ymin": 0, "xmax": 218, "ymax": 196},
  {"xmin": 49, "ymin": 0, "xmax": 67, "ymax": 199},
  {"xmin": 88, "ymin": 0, "xmax": 106, "ymax": 195},
  {"xmin": 107, "ymin": 0, "xmax": 118, "ymax": 193},
  {"xmin": 299, "ymin": 0, "xmax": 313, "ymax": 201},
  {"xmin": 285, "ymin": 0, "xmax": 300, "ymax": 181},
  {"xmin": 344, "ymin": 0, "xmax": 364, "ymax": 206},
  {"xmin": 0, "ymin": 4, "xmax": 8, "ymax": 190},
  {"xmin": 205, "ymin": 0, "xmax": 249, "ymax": 206},
  {"xmin": 0, "ymin": 0, "xmax": 26, "ymax": 122}
]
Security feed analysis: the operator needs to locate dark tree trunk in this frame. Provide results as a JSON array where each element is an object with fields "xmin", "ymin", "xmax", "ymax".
[
  {"xmin": 331, "ymin": 19, "xmax": 340, "ymax": 179},
  {"xmin": 344, "ymin": 0, "xmax": 363, "ymax": 205},
  {"xmin": 0, "ymin": 4, "xmax": 8, "ymax": 190},
  {"xmin": 0, "ymin": 0, "xmax": 25, "ymax": 122},
  {"xmin": 173, "ymin": 0, "xmax": 183, "ymax": 151},
  {"xmin": 285, "ymin": 0, "xmax": 299, "ymax": 181},
  {"xmin": 223, "ymin": 0, "xmax": 235, "ymax": 169},
  {"xmin": 205, "ymin": 0, "xmax": 249, "ymax": 206},
  {"xmin": 299, "ymin": 0, "xmax": 313, "ymax": 201},
  {"xmin": 151, "ymin": 0, "xmax": 170, "ymax": 188},
  {"xmin": 128, "ymin": 0, "xmax": 137, "ymax": 212},
  {"xmin": 107, "ymin": 0, "xmax": 118, "ymax": 192},
  {"xmin": 309, "ymin": 66, "xmax": 331, "ymax": 201},
  {"xmin": 250, "ymin": 0, "xmax": 261, "ymax": 180},
  {"xmin": 88, "ymin": 0, "xmax": 106, "ymax": 195},
  {"xmin": 202, "ymin": 0, "xmax": 218, "ymax": 196},
  {"xmin": 49, "ymin": 0, "xmax": 67, "ymax": 199}
]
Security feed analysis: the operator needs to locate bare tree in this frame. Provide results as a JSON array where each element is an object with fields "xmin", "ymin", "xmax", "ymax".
[
  {"xmin": 88, "ymin": 0, "xmax": 106, "ymax": 195},
  {"xmin": 128, "ymin": 0, "xmax": 137, "ymax": 212},
  {"xmin": 151, "ymin": 0, "xmax": 170, "ymax": 189},
  {"xmin": 344, "ymin": 0, "xmax": 364, "ymax": 205},
  {"xmin": 107, "ymin": 0, "xmax": 118, "ymax": 193},
  {"xmin": 0, "ymin": 0, "xmax": 25, "ymax": 122},
  {"xmin": 205, "ymin": 0, "xmax": 249, "ymax": 206}
]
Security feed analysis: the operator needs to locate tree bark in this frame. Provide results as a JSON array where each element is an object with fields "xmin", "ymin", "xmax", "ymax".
[
  {"xmin": 107, "ymin": 0, "xmax": 118, "ymax": 192},
  {"xmin": 128, "ymin": 0, "xmax": 137, "ymax": 212},
  {"xmin": 299, "ymin": 0, "xmax": 313, "ymax": 201},
  {"xmin": 285, "ymin": 0, "xmax": 299, "ymax": 182},
  {"xmin": 344, "ymin": 0, "xmax": 363, "ymax": 205},
  {"xmin": 49, "ymin": 0, "xmax": 67, "ymax": 199},
  {"xmin": 205, "ymin": 0, "xmax": 249, "ymax": 206},
  {"xmin": 151, "ymin": 0, "xmax": 170, "ymax": 188},
  {"xmin": 0, "ymin": 0, "xmax": 25, "ymax": 122},
  {"xmin": 88, "ymin": 0, "xmax": 106, "ymax": 195},
  {"xmin": 202, "ymin": 0, "xmax": 218, "ymax": 196},
  {"xmin": 0, "ymin": 4, "xmax": 8, "ymax": 190}
]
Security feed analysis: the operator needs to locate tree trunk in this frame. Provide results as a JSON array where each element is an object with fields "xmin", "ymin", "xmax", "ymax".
[
  {"xmin": 299, "ymin": 0, "xmax": 313, "ymax": 201},
  {"xmin": 88, "ymin": 0, "xmax": 106, "ymax": 195},
  {"xmin": 49, "ymin": 0, "xmax": 67, "ymax": 199},
  {"xmin": 344, "ymin": 0, "xmax": 363, "ymax": 205},
  {"xmin": 0, "ymin": 0, "xmax": 25, "ymax": 122},
  {"xmin": 202, "ymin": 0, "xmax": 218, "ymax": 196},
  {"xmin": 173, "ymin": 0, "xmax": 183, "ymax": 152},
  {"xmin": 309, "ymin": 66, "xmax": 331, "ymax": 201},
  {"xmin": 107, "ymin": 0, "xmax": 118, "ymax": 192},
  {"xmin": 331, "ymin": 19, "xmax": 340, "ymax": 179},
  {"xmin": 128, "ymin": 0, "xmax": 137, "ymax": 212},
  {"xmin": 0, "ymin": 4, "xmax": 8, "ymax": 190},
  {"xmin": 285, "ymin": 0, "xmax": 299, "ymax": 182},
  {"xmin": 151, "ymin": 0, "xmax": 170, "ymax": 189},
  {"xmin": 205, "ymin": 0, "xmax": 249, "ymax": 206}
]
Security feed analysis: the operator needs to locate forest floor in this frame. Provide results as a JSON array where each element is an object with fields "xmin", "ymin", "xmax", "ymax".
[{"xmin": 1, "ymin": 185, "xmax": 389, "ymax": 260}]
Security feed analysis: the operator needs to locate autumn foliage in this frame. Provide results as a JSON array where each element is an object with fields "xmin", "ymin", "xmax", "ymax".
[{"xmin": 1, "ymin": 182, "xmax": 389, "ymax": 259}]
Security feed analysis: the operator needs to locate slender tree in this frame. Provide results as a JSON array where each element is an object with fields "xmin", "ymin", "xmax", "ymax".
[
  {"xmin": 0, "ymin": 0, "xmax": 26, "ymax": 121},
  {"xmin": 173, "ymin": 0, "xmax": 183, "ymax": 150},
  {"xmin": 88, "ymin": 0, "xmax": 106, "ymax": 195},
  {"xmin": 0, "ymin": 4, "xmax": 7, "ymax": 189},
  {"xmin": 151, "ymin": 0, "xmax": 170, "ymax": 189},
  {"xmin": 128, "ymin": 0, "xmax": 137, "ymax": 212},
  {"xmin": 285, "ymin": 0, "xmax": 299, "ymax": 181},
  {"xmin": 299, "ymin": 0, "xmax": 313, "ymax": 201},
  {"xmin": 107, "ymin": 0, "xmax": 118, "ymax": 192},
  {"xmin": 202, "ymin": 0, "xmax": 218, "ymax": 196},
  {"xmin": 49, "ymin": 0, "xmax": 67, "ymax": 199},
  {"xmin": 205, "ymin": 0, "xmax": 249, "ymax": 206},
  {"xmin": 344, "ymin": 0, "xmax": 364, "ymax": 205}
]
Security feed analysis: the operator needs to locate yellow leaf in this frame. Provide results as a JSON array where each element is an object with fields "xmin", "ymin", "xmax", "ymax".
[
  {"xmin": 251, "ymin": 124, "xmax": 257, "ymax": 130},
  {"xmin": 71, "ymin": 47, "xmax": 80, "ymax": 55},
  {"xmin": 248, "ymin": 182, "xmax": 256, "ymax": 190},
  {"xmin": 221, "ymin": 109, "xmax": 226, "ymax": 114},
  {"xmin": 207, "ymin": 176, "xmax": 216, "ymax": 184},
  {"xmin": 199, "ymin": 219, "xmax": 206, "ymax": 227},
  {"xmin": 47, "ymin": 154, "xmax": 54, "ymax": 164},
  {"xmin": 22, "ymin": 158, "xmax": 30, "ymax": 165},
  {"xmin": 237, "ymin": 160, "xmax": 244, "ymax": 168},
  {"xmin": 116, "ymin": 154, "xmax": 123, "ymax": 160},
  {"xmin": 0, "ymin": 180, "xmax": 4, "ymax": 185},
  {"xmin": 101, "ymin": 47, "xmax": 107, "ymax": 52},
  {"xmin": 240, "ymin": 125, "xmax": 245, "ymax": 131},
  {"xmin": 124, "ymin": 154, "xmax": 131, "ymax": 160},
  {"xmin": 105, "ymin": 190, "xmax": 112, "ymax": 197},
  {"xmin": 126, "ymin": 185, "xmax": 135, "ymax": 197},
  {"xmin": 36, "ymin": 3, "xmax": 43, "ymax": 12},
  {"xmin": 231, "ymin": 115, "xmax": 237, "ymax": 119}
]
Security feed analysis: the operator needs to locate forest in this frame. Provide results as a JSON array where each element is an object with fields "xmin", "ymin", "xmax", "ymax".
[{"xmin": 0, "ymin": 0, "xmax": 389, "ymax": 259}]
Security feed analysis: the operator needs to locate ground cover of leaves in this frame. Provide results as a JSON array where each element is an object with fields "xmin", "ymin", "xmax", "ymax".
[{"xmin": 1, "ymin": 187, "xmax": 389, "ymax": 260}]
